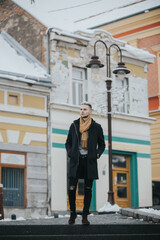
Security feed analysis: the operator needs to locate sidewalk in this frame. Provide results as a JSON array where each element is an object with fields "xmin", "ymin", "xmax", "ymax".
[
  {"xmin": 0, "ymin": 211, "xmax": 158, "ymax": 225},
  {"xmin": 120, "ymin": 207, "xmax": 160, "ymax": 223}
]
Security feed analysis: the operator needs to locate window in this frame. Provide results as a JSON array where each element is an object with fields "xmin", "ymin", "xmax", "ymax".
[
  {"xmin": 72, "ymin": 67, "xmax": 88, "ymax": 106},
  {"xmin": 2, "ymin": 167, "xmax": 24, "ymax": 207},
  {"xmin": 0, "ymin": 152, "xmax": 26, "ymax": 207},
  {"xmin": 114, "ymin": 77, "xmax": 129, "ymax": 114},
  {"xmin": 8, "ymin": 93, "xmax": 20, "ymax": 106}
]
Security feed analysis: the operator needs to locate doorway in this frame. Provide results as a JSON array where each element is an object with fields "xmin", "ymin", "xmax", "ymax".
[{"xmin": 112, "ymin": 154, "xmax": 131, "ymax": 208}]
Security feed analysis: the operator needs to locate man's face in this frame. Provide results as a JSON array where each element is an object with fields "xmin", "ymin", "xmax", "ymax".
[{"xmin": 80, "ymin": 104, "xmax": 92, "ymax": 119}]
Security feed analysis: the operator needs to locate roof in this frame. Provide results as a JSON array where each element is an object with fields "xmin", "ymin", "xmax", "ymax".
[
  {"xmin": 0, "ymin": 31, "xmax": 53, "ymax": 87},
  {"xmin": 13, "ymin": 0, "xmax": 160, "ymax": 32}
]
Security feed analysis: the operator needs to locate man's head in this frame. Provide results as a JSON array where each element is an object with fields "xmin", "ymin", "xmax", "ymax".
[{"xmin": 80, "ymin": 102, "xmax": 92, "ymax": 120}]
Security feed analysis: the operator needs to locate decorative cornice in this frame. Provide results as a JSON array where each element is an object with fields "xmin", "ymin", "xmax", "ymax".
[{"xmin": 51, "ymin": 103, "xmax": 155, "ymax": 124}]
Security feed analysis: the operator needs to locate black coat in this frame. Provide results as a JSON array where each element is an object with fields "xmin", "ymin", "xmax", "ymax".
[{"xmin": 65, "ymin": 118, "xmax": 105, "ymax": 179}]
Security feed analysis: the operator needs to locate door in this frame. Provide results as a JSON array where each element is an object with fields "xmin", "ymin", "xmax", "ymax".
[{"xmin": 112, "ymin": 154, "xmax": 131, "ymax": 208}]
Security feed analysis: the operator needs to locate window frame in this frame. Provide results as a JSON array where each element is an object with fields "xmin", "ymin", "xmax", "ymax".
[
  {"xmin": 114, "ymin": 77, "xmax": 130, "ymax": 114},
  {"xmin": 0, "ymin": 151, "xmax": 27, "ymax": 208},
  {"xmin": 71, "ymin": 66, "xmax": 88, "ymax": 106},
  {"xmin": 7, "ymin": 92, "xmax": 20, "ymax": 106}
]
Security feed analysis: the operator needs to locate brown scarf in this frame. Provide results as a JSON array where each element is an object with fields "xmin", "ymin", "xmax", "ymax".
[{"xmin": 79, "ymin": 116, "xmax": 92, "ymax": 149}]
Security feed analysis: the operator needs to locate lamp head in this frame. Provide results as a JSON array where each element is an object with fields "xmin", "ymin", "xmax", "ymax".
[
  {"xmin": 86, "ymin": 56, "xmax": 104, "ymax": 69},
  {"xmin": 113, "ymin": 62, "xmax": 130, "ymax": 75}
]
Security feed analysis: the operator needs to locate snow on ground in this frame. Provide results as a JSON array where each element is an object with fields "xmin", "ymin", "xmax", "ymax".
[
  {"xmin": 1, "ymin": 217, "xmax": 26, "ymax": 222},
  {"xmin": 98, "ymin": 202, "xmax": 121, "ymax": 213},
  {"xmin": 139, "ymin": 208, "xmax": 160, "ymax": 216},
  {"xmin": 1, "ymin": 207, "xmax": 160, "ymax": 221}
]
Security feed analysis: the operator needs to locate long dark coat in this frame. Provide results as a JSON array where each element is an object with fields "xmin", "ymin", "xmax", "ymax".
[{"xmin": 65, "ymin": 118, "xmax": 105, "ymax": 179}]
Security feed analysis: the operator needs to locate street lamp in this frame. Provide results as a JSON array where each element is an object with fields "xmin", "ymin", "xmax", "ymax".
[{"xmin": 86, "ymin": 40, "xmax": 130, "ymax": 205}]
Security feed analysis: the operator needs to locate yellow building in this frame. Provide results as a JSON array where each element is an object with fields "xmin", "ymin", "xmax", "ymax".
[{"xmin": 0, "ymin": 31, "xmax": 52, "ymax": 218}]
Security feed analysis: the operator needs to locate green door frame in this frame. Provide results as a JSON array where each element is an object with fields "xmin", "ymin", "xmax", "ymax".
[
  {"xmin": 90, "ymin": 150, "xmax": 139, "ymax": 211},
  {"xmin": 113, "ymin": 150, "xmax": 139, "ymax": 207}
]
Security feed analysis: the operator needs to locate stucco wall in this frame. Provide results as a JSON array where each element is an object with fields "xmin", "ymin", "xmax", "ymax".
[{"xmin": 51, "ymin": 104, "xmax": 153, "ymax": 211}]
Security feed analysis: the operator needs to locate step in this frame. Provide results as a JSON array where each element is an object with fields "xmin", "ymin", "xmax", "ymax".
[{"xmin": 0, "ymin": 224, "xmax": 160, "ymax": 240}]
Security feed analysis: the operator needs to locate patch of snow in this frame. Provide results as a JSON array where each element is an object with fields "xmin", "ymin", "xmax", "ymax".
[
  {"xmin": 44, "ymin": 216, "xmax": 55, "ymax": 219},
  {"xmin": 89, "ymin": 213, "xmax": 94, "ymax": 216},
  {"xmin": 98, "ymin": 202, "xmax": 121, "ymax": 213},
  {"xmin": 1, "ymin": 217, "xmax": 26, "ymax": 221},
  {"xmin": 123, "ymin": 44, "xmax": 155, "ymax": 63},
  {"xmin": 0, "ymin": 34, "xmax": 49, "ymax": 79},
  {"xmin": 58, "ymin": 214, "xmax": 81, "ymax": 218},
  {"xmin": 139, "ymin": 208, "xmax": 160, "ymax": 216}
]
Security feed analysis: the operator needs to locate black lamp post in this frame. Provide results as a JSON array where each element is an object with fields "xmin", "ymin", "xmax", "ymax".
[{"xmin": 86, "ymin": 40, "xmax": 130, "ymax": 205}]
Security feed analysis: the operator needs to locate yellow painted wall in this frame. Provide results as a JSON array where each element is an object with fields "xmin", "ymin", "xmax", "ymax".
[
  {"xmin": 0, "ymin": 110, "xmax": 47, "ymax": 147},
  {"xmin": 0, "ymin": 91, "xmax": 4, "ymax": 104},
  {"xmin": 0, "ymin": 123, "xmax": 47, "ymax": 134},
  {"xmin": 23, "ymin": 94, "xmax": 45, "ymax": 109},
  {"xmin": 113, "ymin": 54, "xmax": 146, "ymax": 78},
  {"xmin": 0, "ymin": 111, "xmax": 46, "ymax": 122},
  {"xmin": 99, "ymin": 9, "xmax": 160, "ymax": 40},
  {"xmin": 150, "ymin": 111, "xmax": 160, "ymax": 181},
  {"xmin": 126, "ymin": 63, "xmax": 147, "ymax": 78}
]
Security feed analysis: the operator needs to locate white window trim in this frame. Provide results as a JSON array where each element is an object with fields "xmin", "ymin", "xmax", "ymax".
[{"xmin": 71, "ymin": 66, "xmax": 88, "ymax": 106}]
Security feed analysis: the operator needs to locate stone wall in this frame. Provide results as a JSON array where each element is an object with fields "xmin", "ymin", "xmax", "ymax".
[
  {"xmin": 2, "ymin": 146, "xmax": 48, "ymax": 219},
  {"xmin": 0, "ymin": 0, "xmax": 46, "ymax": 63}
]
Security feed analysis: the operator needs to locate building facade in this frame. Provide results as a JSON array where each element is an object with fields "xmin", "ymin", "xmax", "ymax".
[
  {"xmin": 50, "ymin": 29, "xmax": 155, "ymax": 212},
  {"xmin": 95, "ymin": 7, "xmax": 160, "ymax": 203},
  {"xmin": 0, "ymin": 31, "xmax": 52, "ymax": 218},
  {"xmin": 0, "ymin": 0, "xmax": 157, "ymax": 214}
]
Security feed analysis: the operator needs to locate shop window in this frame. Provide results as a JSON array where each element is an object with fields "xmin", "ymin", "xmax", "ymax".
[
  {"xmin": 0, "ymin": 152, "xmax": 26, "ymax": 207},
  {"xmin": 72, "ymin": 67, "xmax": 88, "ymax": 106},
  {"xmin": 2, "ymin": 167, "xmax": 24, "ymax": 207}
]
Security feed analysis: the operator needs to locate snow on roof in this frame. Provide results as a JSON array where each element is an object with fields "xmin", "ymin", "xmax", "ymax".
[
  {"xmin": 0, "ymin": 31, "xmax": 52, "ymax": 86},
  {"xmin": 122, "ymin": 44, "xmax": 156, "ymax": 63},
  {"xmin": 13, "ymin": 0, "xmax": 160, "ymax": 32}
]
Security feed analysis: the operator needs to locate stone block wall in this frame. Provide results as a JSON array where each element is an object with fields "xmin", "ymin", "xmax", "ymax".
[
  {"xmin": 0, "ymin": 0, "xmax": 46, "ymax": 63},
  {"xmin": 3, "ymin": 150, "xmax": 48, "ymax": 219}
]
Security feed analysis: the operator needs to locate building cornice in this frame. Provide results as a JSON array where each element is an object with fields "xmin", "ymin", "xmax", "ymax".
[
  {"xmin": 0, "ymin": 77, "xmax": 52, "ymax": 94},
  {"xmin": 51, "ymin": 103, "xmax": 155, "ymax": 124}
]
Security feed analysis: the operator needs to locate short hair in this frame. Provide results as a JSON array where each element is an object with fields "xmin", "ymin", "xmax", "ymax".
[{"xmin": 81, "ymin": 102, "xmax": 92, "ymax": 109}]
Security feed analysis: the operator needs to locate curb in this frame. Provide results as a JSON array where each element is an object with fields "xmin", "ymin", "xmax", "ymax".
[{"xmin": 120, "ymin": 208, "xmax": 160, "ymax": 223}]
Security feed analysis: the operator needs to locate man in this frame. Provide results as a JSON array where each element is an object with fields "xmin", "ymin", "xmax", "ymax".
[{"xmin": 65, "ymin": 102, "xmax": 105, "ymax": 225}]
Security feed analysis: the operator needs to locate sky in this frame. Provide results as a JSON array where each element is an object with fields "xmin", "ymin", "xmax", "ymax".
[{"xmin": 13, "ymin": 0, "xmax": 160, "ymax": 32}]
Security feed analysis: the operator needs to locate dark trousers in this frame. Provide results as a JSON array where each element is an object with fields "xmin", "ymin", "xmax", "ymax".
[{"xmin": 68, "ymin": 155, "xmax": 93, "ymax": 215}]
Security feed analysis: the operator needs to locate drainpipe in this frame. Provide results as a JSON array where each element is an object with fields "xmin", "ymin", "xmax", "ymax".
[
  {"xmin": 47, "ymin": 92, "xmax": 52, "ymax": 216},
  {"xmin": 46, "ymin": 28, "xmax": 52, "ymax": 74},
  {"xmin": 46, "ymin": 28, "xmax": 52, "ymax": 215}
]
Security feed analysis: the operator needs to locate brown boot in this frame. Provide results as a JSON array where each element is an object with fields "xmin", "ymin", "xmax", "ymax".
[
  {"xmin": 68, "ymin": 212, "xmax": 77, "ymax": 225},
  {"xmin": 82, "ymin": 213, "xmax": 90, "ymax": 225}
]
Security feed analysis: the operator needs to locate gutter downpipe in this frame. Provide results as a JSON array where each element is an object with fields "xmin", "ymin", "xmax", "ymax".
[
  {"xmin": 46, "ymin": 28, "xmax": 52, "ymax": 215},
  {"xmin": 46, "ymin": 28, "xmax": 52, "ymax": 74},
  {"xmin": 47, "ymin": 92, "xmax": 52, "ymax": 216}
]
